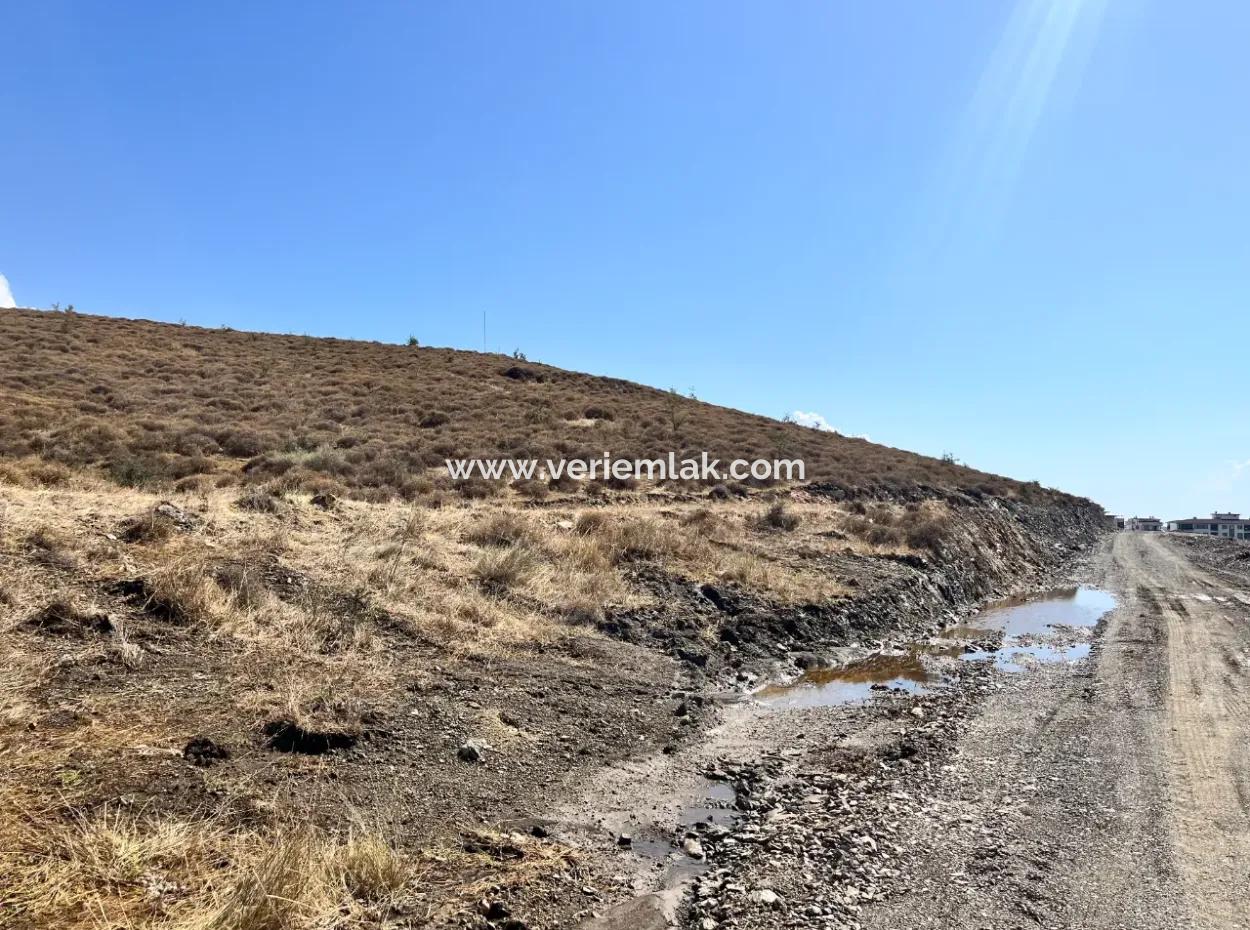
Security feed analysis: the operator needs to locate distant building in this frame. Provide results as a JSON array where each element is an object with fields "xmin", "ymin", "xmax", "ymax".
[
  {"xmin": 1127, "ymin": 516, "xmax": 1162, "ymax": 531},
  {"xmin": 1166, "ymin": 513, "xmax": 1250, "ymax": 540},
  {"xmin": 1103, "ymin": 513, "xmax": 1123, "ymax": 530}
]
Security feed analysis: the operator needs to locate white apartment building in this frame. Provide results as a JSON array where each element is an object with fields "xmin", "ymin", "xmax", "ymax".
[{"xmin": 1166, "ymin": 512, "xmax": 1250, "ymax": 540}]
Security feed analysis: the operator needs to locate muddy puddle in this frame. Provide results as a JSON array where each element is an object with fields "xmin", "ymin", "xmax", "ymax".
[
  {"xmin": 753, "ymin": 651, "xmax": 940, "ymax": 708},
  {"xmin": 942, "ymin": 585, "xmax": 1116, "ymax": 639},
  {"xmin": 756, "ymin": 586, "xmax": 1116, "ymax": 708},
  {"xmin": 626, "ymin": 779, "xmax": 739, "ymax": 879}
]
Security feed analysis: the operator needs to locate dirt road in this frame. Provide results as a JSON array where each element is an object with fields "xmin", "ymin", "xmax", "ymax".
[
  {"xmin": 864, "ymin": 532, "xmax": 1250, "ymax": 929},
  {"xmin": 1135, "ymin": 534, "xmax": 1250, "ymax": 929},
  {"xmin": 568, "ymin": 533, "xmax": 1250, "ymax": 930}
]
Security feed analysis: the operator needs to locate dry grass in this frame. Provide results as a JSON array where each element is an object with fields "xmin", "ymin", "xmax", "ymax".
[
  {"xmin": 0, "ymin": 306, "xmax": 1070, "ymax": 505},
  {"xmin": 0, "ymin": 792, "xmax": 419, "ymax": 930},
  {"xmin": 0, "ymin": 453, "xmax": 981, "ymax": 928}
]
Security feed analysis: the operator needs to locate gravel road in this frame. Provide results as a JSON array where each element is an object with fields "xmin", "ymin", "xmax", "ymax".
[{"xmin": 566, "ymin": 533, "xmax": 1250, "ymax": 930}]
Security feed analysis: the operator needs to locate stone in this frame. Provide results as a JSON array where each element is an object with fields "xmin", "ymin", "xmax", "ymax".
[{"xmin": 458, "ymin": 739, "xmax": 487, "ymax": 763}]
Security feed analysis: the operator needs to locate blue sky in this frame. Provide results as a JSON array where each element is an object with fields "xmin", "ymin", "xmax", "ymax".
[{"xmin": 2, "ymin": 1, "xmax": 1247, "ymax": 520}]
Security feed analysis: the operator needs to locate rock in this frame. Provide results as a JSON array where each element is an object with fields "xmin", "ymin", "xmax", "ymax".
[
  {"xmin": 700, "ymin": 584, "xmax": 728, "ymax": 610},
  {"xmin": 910, "ymin": 706, "xmax": 925, "ymax": 718},
  {"xmin": 153, "ymin": 501, "xmax": 200, "ymax": 529},
  {"xmin": 458, "ymin": 740, "xmax": 488, "ymax": 763},
  {"xmin": 481, "ymin": 899, "xmax": 510, "ymax": 920},
  {"xmin": 683, "ymin": 838, "xmax": 705, "ymax": 860},
  {"xmin": 749, "ymin": 888, "xmax": 781, "ymax": 905},
  {"xmin": 182, "ymin": 736, "xmax": 229, "ymax": 766},
  {"xmin": 310, "ymin": 492, "xmax": 338, "ymax": 510},
  {"xmin": 617, "ymin": 833, "xmax": 633, "ymax": 847}
]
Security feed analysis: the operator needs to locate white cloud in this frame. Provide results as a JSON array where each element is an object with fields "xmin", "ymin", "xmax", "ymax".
[
  {"xmin": 0, "ymin": 274, "xmax": 14, "ymax": 309},
  {"xmin": 789, "ymin": 410, "xmax": 836, "ymax": 431},
  {"xmin": 786, "ymin": 410, "xmax": 871, "ymax": 442}
]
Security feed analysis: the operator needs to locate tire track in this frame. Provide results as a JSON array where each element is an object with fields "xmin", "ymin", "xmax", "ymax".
[{"xmin": 1132, "ymin": 534, "xmax": 1250, "ymax": 929}]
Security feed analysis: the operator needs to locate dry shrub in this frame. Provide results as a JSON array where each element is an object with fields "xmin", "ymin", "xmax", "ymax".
[
  {"xmin": 213, "ymin": 561, "xmax": 269, "ymax": 610},
  {"xmin": 866, "ymin": 523, "xmax": 904, "ymax": 546},
  {"xmin": 466, "ymin": 511, "xmax": 534, "ymax": 548},
  {"xmin": 573, "ymin": 510, "xmax": 610, "ymax": 536},
  {"xmin": 339, "ymin": 831, "xmax": 411, "ymax": 902},
  {"xmin": 548, "ymin": 473, "xmax": 580, "ymax": 493},
  {"xmin": 26, "ymin": 526, "xmax": 79, "ymax": 571},
  {"xmin": 117, "ymin": 510, "xmax": 175, "ymax": 544},
  {"xmin": 204, "ymin": 826, "xmax": 411, "ymax": 930},
  {"xmin": 0, "ymin": 461, "xmax": 33, "ymax": 487},
  {"xmin": 454, "ymin": 478, "xmax": 498, "ymax": 500},
  {"xmin": 0, "ymin": 777, "xmax": 417, "ymax": 930},
  {"xmin": 902, "ymin": 503, "xmax": 953, "ymax": 553},
  {"xmin": 473, "ymin": 545, "xmax": 538, "ymax": 592},
  {"xmin": 236, "ymin": 486, "xmax": 287, "ymax": 514},
  {"xmin": 511, "ymin": 478, "xmax": 549, "ymax": 501},
  {"xmin": 755, "ymin": 501, "xmax": 800, "ymax": 532},
  {"xmin": 0, "ymin": 306, "xmax": 1080, "ymax": 507},
  {"xmin": 680, "ymin": 507, "xmax": 720, "ymax": 530},
  {"xmin": 25, "ymin": 460, "xmax": 74, "ymax": 487},
  {"xmin": 137, "ymin": 557, "xmax": 226, "ymax": 624}
]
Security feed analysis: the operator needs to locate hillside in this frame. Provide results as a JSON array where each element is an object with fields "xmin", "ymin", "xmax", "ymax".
[
  {"xmin": 0, "ymin": 306, "xmax": 1067, "ymax": 505},
  {"xmin": 0, "ymin": 305, "xmax": 1106, "ymax": 930}
]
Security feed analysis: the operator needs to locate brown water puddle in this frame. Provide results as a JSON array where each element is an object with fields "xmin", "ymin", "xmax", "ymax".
[
  {"xmin": 756, "ymin": 586, "xmax": 1116, "ymax": 708},
  {"xmin": 942, "ymin": 585, "xmax": 1116, "ymax": 639},
  {"xmin": 754, "ymin": 651, "xmax": 937, "ymax": 708}
]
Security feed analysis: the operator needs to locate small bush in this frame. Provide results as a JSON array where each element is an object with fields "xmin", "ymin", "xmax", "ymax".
[
  {"xmin": 905, "ymin": 516, "xmax": 951, "ymax": 552},
  {"xmin": 218, "ymin": 429, "xmax": 270, "ymax": 457},
  {"xmin": 756, "ymin": 501, "xmax": 800, "ymax": 532},
  {"xmin": 213, "ymin": 562, "xmax": 268, "ymax": 609},
  {"xmin": 341, "ymin": 832, "xmax": 410, "ymax": 902},
  {"xmin": 418, "ymin": 411, "xmax": 450, "ymax": 429},
  {"xmin": 597, "ymin": 474, "xmax": 638, "ymax": 491},
  {"xmin": 573, "ymin": 511, "xmax": 611, "ymax": 536},
  {"xmin": 866, "ymin": 523, "xmax": 904, "ymax": 546},
  {"xmin": 138, "ymin": 560, "xmax": 223, "ymax": 624},
  {"xmin": 118, "ymin": 512, "xmax": 175, "ymax": 544},
  {"xmin": 548, "ymin": 473, "xmax": 580, "ymax": 492},
  {"xmin": 454, "ymin": 478, "xmax": 497, "ymax": 500},
  {"xmin": 473, "ymin": 545, "xmax": 537, "ymax": 592},
  {"xmin": 465, "ymin": 512, "xmax": 533, "ymax": 548},
  {"xmin": 512, "ymin": 478, "xmax": 549, "ymax": 501},
  {"xmin": 235, "ymin": 486, "xmax": 287, "ymax": 514},
  {"xmin": 105, "ymin": 454, "xmax": 162, "ymax": 488}
]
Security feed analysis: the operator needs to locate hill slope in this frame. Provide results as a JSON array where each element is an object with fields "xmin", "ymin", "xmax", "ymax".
[{"xmin": 1, "ymin": 307, "xmax": 1072, "ymax": 505}]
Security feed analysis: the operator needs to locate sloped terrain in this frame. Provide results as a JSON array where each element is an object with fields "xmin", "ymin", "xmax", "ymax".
[
  {"xmin": 0, "ymin": 306, "xmax": 1109, "ymax": 929},
  {"xmin": 1, "ymin": 306, "xmax": 1064, "ymax": 504}
]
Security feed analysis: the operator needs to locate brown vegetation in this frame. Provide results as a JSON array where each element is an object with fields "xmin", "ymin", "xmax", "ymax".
[
  {"xmin": 0, "ymin": 307, "xmax": 1063, "ymax": 504},
  {"xmin": 0, "ymin": 306, "xmax": 1098, "ymax": 928}
]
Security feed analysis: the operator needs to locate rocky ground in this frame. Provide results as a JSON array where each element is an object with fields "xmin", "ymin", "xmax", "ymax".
[{"xmin": 543, "ymin": 532, "xmax": 1250, "ymax": 930}]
